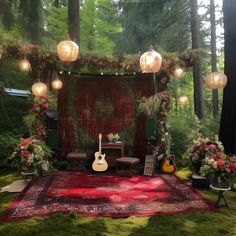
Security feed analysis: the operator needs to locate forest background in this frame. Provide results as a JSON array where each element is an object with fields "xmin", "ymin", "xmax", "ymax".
[{"xmin": 0, "ymin": 0, "xmax": 225, "ymax": 167}]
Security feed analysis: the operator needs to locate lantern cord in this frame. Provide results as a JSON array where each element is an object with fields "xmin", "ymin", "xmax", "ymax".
[
  {"xmin": 151, "ymin": 1, "xmax": 153, "ymax": 46},
  {"xmin": 0, "ymin": 92, "xmax": 16, "ymax": 131}
]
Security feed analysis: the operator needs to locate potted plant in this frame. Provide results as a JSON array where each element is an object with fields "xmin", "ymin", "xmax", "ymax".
[
  {"xmin": 10, "ymin": 136, "xmax": 53, "ymax": 176},
  {"xmin": 186, "ymin": 134, "xmax": 224, "ymax": 175},
  {"xmin": 200, "ymin": 153, "xmax": 236, "ymax": 188},
  {"xmin": 107, "ymin": 133, "xmax": 120, "ymax": 143}
]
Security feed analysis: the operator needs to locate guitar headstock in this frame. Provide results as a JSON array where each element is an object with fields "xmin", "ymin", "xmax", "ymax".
[{"xmin": 98, "ymin": 133, "xmax": 102, "ymax": 140}]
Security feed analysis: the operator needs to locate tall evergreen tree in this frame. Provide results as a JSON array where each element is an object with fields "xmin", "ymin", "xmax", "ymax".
[
  {"xmin": 219, "ymin": 0, "xmax": 236, "ymax": 154},
  {"xmin": 114, "ymin": 0, "xmax": 191, "ymax": 54},
  {"xmin": 19, "ymin": 0, "xmax": 44, "ymax": 44},
  {"xmin": 68, "ymin": 0, "xmax": 80, "ymax": 43},
  {"xmin": 190, "ymin": 0, "xmax": 204, "ymax": 119},
  {"xmin": 0, "ymin": 0, "xmax": 15, "ymax": 29},
  {"xmin": 210, "ymin": 0, "xmax": 218, "ymax": 117},
  {"xmin": 80, "ymin": 0, "xmax": 95, "ymax": 50}
]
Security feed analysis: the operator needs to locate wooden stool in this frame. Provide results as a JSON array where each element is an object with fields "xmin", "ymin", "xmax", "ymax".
[
  {"xmin": 116, "ymin": 157, "xmax": 140, "ymax": 176},
  {"xmin": 66, "ymin": 152, "xmax": 87, "ymax": 170}
]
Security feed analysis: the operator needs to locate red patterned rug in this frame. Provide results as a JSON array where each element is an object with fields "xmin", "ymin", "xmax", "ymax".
[{"xmin": 1, "ymin": 171, "xmax": 215, "ymax": 221}]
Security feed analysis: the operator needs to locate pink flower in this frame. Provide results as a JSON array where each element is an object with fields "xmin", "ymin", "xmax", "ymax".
[
  {"xmin": 226, "ymin": 168, "xmax": 231, "ymax": 173},
  {"xmin": 208, "ymin": 144, "xmax": 216, "ymax": 150}
]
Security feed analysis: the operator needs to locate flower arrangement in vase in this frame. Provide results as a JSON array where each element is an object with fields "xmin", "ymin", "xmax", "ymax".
[
  {"xmin": 200, "ymin": 153, "xmax": 236, "ymax": 188},
  {"xmin": 107, "ymin": 133, "xmax": 120, "ymax": 143},
  {"xmin": 10, "ymin": 136, "xmax": 53, "ymax": 175},
  {"xmin": 186, "ymin": 134, "xmax": 224, "ymax": 175}
]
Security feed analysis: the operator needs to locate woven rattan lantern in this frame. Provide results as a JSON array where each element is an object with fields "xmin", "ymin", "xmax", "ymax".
[
  {"xmin": 178, "ymin": 95, "xmax": 189, "ymax": 106},
  {"xmin": 173, "ymin": 67, "xmax": 184, "ymax": 78},
  {"xmin": 57, "ymin": 38, "xmax": 79, "ymax": 63},
  {"xmin": 32, "ymin": 81, "xmax": 48, "ymax": 97},
  {"xmin": 140, "ymin": 48, "xmax": 162, "ymax": 73},
  {"xmin": 52, "ymin": 78, "xmax": 63, "ymax": 90},
  {"xmin": 19, "ymin": 58, "xmax": 31, "ymax": 72},
  {"xmin": 206, "ymin": 72, "xmax": 227, "ymax": 89}
]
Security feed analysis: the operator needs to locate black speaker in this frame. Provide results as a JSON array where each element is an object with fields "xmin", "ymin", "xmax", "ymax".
[
  {"xmin": 46, "ymin": 109, "xmax": 58, "ymax": 129},
  {"xmin": 45, "ymin": 109, "xmax": 58, "ymax": 149}
]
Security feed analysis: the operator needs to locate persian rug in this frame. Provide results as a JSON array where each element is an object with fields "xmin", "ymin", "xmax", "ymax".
[{"xmin": 1, "ymin": 171, "xmax": 215, "ymax": 221}]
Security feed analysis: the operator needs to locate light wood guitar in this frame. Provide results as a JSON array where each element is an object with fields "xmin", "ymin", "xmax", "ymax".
[
  {"xmin": 161, "ymin": 133, "xmax": 176, "ymax": 174},
  {"xmin": 92, "ymin": 133, "xmax": 108, "ymax": 172}
]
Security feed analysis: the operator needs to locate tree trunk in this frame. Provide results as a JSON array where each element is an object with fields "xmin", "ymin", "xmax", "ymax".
[
  {"xmin": 210, "ymin": 0, "xmax": 219, "ymax": 117},
  {"xmin": 54, "ymin": 0, "xmax": 60, "ymax": 8},
  {"xmin": 219, "ymin": 0, "xmax": 236, "ymax": 154},
  {"xmin": 68, "ymin": 0, "xmax": 80, "ymax": 43},
  {"xmin": 190, "ymin": 0, "xmax": 204, "ymax": 119}
]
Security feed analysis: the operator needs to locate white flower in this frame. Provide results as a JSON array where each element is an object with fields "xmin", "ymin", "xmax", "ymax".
[{"xmin": 114, "ymin": 133, "xmax": 120, "ymax": 140}]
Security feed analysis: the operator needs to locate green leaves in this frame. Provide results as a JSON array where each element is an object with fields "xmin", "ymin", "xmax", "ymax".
[{"xmin": 137, "ymin": 90, "xmax": 170, "ymax": 116}]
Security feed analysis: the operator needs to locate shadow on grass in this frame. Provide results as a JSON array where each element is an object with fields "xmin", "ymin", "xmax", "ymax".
[{"xmin": 128, "ymin": 190, "xmax": 236, "ymax": 236}]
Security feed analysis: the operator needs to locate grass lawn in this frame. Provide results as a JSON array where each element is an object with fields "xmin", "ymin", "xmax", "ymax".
[{"xmin": 0, "ymin": 168, "xmax": 236, "ymax": 236}]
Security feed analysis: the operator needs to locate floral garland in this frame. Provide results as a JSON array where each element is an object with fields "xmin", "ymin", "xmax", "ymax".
[
  {"xmin": 153, "ymin": 95, "xmax": 171, "ymax": 160},
  {"xmin": 0, "ymin": 39, "xmax": 194, "ymax": 77},
  {"xmin": 24, "ymin": 96, "xmax": 49, "ymax": 140},
  {"xmin": 33, "ymin": 96, "xmax": 49, "ymax": 140},
  {"xmin": 138, "ymin": 90, "xmax": 171, "ymax": 161}
]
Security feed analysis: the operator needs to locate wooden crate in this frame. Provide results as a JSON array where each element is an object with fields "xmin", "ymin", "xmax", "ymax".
[{"xmin": 143, "ymin": 155, "xmax": 156, "ymax": 176}]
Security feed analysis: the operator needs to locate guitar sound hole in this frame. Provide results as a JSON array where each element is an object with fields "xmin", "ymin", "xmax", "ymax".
[
  {"xmin": 97, "ymin": 156, "xmax": 104, "ymax": 165},
  {"xmin": 169, "ymin": 159, "xmax": 174, "ymax": 165}
]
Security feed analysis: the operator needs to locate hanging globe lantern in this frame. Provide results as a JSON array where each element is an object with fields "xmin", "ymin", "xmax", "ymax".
[
  {"xmin": 52, "ymin": 78, "xmax": 63, "ymax": 90},
  {"xmin": 173, "ymin": 67, "xmax": 184, "ymax": 78},
  {"xmin": 178, "ymin": 95, "xmax": 189, "ymax": 106},
  {"xmin": 140, "ymin": 48, "xmax": 162, "ymax": 73},
  {"xmin": 19, "ymin": 58, "xmax": 31, "ymax": 72},
  {"xmin": 206, "ymin": 72, "xmax": 227, "ymax": 89},
  {"xmin": 32, "ymin": 81, "xmax": 48, "ymax": 97},
  {"xmin": 57, "ymin": 38, "xmax": 79, "ymax": 63}
]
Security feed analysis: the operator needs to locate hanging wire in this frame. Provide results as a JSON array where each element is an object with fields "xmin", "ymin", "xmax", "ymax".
[{"xmin": 151, "ymin": 0, "xmax": 153, "ymax": 47}]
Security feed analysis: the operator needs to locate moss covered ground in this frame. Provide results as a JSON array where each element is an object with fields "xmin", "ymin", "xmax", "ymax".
[{"xmin": 0, "ymin": 169, "xmax": 236, "ymax": 236}]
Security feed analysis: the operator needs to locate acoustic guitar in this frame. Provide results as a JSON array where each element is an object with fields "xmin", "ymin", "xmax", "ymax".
[
  {"xmin": 161, "ymin": 133, "xmax": 176, "ymax": 174},
  {"xmin": 92, "ymin": 133, "xmax": 108, "ymax": 172}
]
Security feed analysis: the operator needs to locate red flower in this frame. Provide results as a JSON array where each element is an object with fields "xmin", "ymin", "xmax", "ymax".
[
  {"xmin": 18, "ymin": 137, "xmax": 33, "ymax": 148},
  {"xmin": 22, "ymin": 151, "xmax": 30, "ymax": 158},
  {"xmin": 199, "ymin": 146, "xmax": 205, "ymax": 152},
  {"xmin": 42, "ymin": 103, "xmax": 49, "ymax": 110},
  {"xmin": 216, "ymin": 159, "xmax": 225, "ymax": 167},
  {"xmin": 161, "ymin": 112, "xmax": 168, "ymax": 116},
  {"xmin": 229, "ymin": 162, "xmax": 236, "ymax": 172}
]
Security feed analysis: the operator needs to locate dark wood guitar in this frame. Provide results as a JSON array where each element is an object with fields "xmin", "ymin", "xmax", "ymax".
[
  {"xmin": 92, "ymin": 133, "xmax": 108, "ymax": 172},
  {"xmin": 161, "ymin": 133, "xmax": 176, "ymax": 174}
]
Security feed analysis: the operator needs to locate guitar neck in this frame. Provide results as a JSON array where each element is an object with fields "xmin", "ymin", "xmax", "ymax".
[
  {"xmin": 166, "ymin": 135, "xmax": 170, "ymax": 156},
  {"xmin": 99, "ymin": 134, "xmax": 102, "ymax": 155}
]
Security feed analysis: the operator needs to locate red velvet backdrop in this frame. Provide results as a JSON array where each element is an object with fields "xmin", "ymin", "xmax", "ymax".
[{"xmin": 58, "ymin": 75, "xmax": 152, "ymax": 161}]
